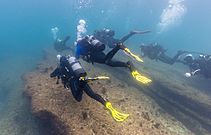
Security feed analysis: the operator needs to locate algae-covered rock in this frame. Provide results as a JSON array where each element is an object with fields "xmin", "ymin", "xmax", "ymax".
[{"xmin": 23, "ymin": 48, "xmax": 211, "ymax": 135}]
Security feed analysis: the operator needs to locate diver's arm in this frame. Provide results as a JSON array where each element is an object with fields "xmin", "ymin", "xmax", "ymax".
[
  {"xmin": 192, "ymin": 69, "xmax": 201, "ymax": 75},
  {"xmin": 120, "ymin": 30, "xmax": 151, "ymax": 43},
  {"xmin": 185, "ymin": 69, "xmax": 201, "ymax": 78},
  {"xmin": 50, "ymin": 68, "xmax": 61, "ymax": 78},
  {"xmin": 63, "ymin": 36, "xmax": 70, "ymax": 44},
  {"xmin": 177, "ymin": 59, "xmax": 187, "ymax": 65},
  {"xmin": 120, "ymin": 33, "xmax": 134, "ymax": 43}
]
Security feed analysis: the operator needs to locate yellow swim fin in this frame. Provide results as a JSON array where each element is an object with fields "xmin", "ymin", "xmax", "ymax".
[
  {"xmin": 124, "ymin": 47, "xmax": 144, "ymax": 63},
  {"xmin": 94, "ymin": 76, "xmax": 110, "ymax": 80},
  {"xmin": 79, "ymin": 76, "xmax": 110, "ymax": 82},
  {"xmin": 131, "ymin": 70, "xmax": 152, "ymax": 84},
  {"xmin": 105, "ymin": 102, "xmax": 129, "ymax": 122}
]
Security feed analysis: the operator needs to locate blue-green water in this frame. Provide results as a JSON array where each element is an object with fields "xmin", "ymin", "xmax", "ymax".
[{"xmin": 0, "ymin": 0, "xmax": 211, "ymax": 134}]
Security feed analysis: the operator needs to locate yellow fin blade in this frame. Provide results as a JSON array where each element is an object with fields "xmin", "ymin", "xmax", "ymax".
[
  {"xmin": 124, "ymin": 48, "xmax": 144, "ymax": 63},
  {"xmin": 96, "ymin": 76, "xmax": 110, "ymax": 80},
  {"xmin": 131, "ymin": 70, "xmax": 152, "ymax": 84},
  {"xmin": 79, "ymin": 76, "xmax": 110, "ymax": 81},
  {"xmin": 105, "ymin": 102, "xmax": 129, "ymax": 122}
]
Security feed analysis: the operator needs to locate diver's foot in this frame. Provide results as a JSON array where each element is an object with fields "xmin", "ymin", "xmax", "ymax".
[
  {"xmin": 117, "ymin": 42, "xmax": 126, "ymax": 50},
  {"xmin": 127, "ymin": 61, "xmax": 135, "ymax": 72}
]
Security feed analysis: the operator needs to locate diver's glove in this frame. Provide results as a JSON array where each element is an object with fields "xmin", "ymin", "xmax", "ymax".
[
  {"xmin": 184, "ymin": 72, "xmax": 192, "ymax": 78},
  {"xmin": 105, "ymin": 101, "xmax": 129, "ymax": 122}
]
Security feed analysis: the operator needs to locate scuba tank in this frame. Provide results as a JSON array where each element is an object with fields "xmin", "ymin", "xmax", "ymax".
[
  {"xmin": 67, "ymin": 56, "xmax": 87, "ymax": 78},
  {"xmin": 88, "ymin": 35, "xmax": 105, "ymax": 52}
]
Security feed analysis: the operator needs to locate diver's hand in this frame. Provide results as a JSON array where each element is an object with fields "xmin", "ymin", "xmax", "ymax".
[{"xmin": 184, "ymin": 72, "xmax": 192, "ymax": 78}]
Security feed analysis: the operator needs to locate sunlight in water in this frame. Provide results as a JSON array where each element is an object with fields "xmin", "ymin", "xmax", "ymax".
[
  {"xmin": 76, "ymin": 19, "xmax": 87, "ymax": 42},
  {"xmin": 74, "ymin": 0, "xmax": 93, "ymax": 9},
  {"xmin": 158, "ymin": 0, "xmax": 186, "ymax": 32}
]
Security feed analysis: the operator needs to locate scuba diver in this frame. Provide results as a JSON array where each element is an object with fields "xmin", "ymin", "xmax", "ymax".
[
  {"xmin": 93, "ymin": 28, "xmax": 151, "ymax": 48},
  {"xmin": 140, "ymin": 42, "xmax": 185, "ymax": 65},
  {"xmin": 51, "ymin": 27, "xmax": 72, "ymax": 52},
  {"xmin": 183, "ymin": 54, "xmax": 211, "ymax": 78},
  {"xmin": 75, "ymin": 35, "xmax": 152, "ymax": 84},
  {"xmin": 54, "ymin": 36, "xmax": 72, "ymax": 52},
  {"xmin": 50, "ymin": 55, "xmax": 129, "ymax": 122}
]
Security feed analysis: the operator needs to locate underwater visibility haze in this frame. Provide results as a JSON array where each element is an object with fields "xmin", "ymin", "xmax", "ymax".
[{"xmin": 0, "ymin": 0, "xmax": 211, "ymax": 134}]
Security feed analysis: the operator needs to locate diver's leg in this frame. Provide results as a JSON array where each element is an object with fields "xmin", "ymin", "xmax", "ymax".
[
  {"xmin": 120, "ymin": 32, "xmax": 135, "ymax": 43},
  {"xmin": 126, "ymin": 61, "xmax": 136, "ymax": 72},
  {"xmin": 103, "ymin": 44, "xmax": 129, "ymax": 67},
  {"xmin": 105, "ymin": 60, "xmax": 128, "ymax": 67},
  {"xmin": 69, "ymin": 79, "xmax": 83, "ymax": 102},
  {"xmin": 158, "ymin": 51, "xmax": 184, "ymax": 65},
  {"xmin": 90, "ymin": 49, "xmax": 128, "ymax": 67},
  {"xmin": 172, "ymin": 50, "xmax": 185, "ymax": 63},
  {"xmin": 158, "ymin": 54, "xmax": 175, "ymax": 65},
  {"xmin": 120, "ymin": 30, "xmax": 151, "ymax": 43},
  {"xmin": 104, "ymin": 43, "xmax": 126, "ymax": 61},
  {"xmin": 104, "ymin": 45, "xmax": 120, "ymax": 61},
  {"xmin": 82, "ymin": 81, "xmax": 130, "ymax": 122},
  {"xmin": 82, "ymin": 82, "xmax": 106, "ymax": 106},
  {"xmin": 63, "ymin": 36, "xmax": 70, "ymax": 43},
  {"xmin": 90, "ymin": 52, "xmax": 107, "ymax": 64}
]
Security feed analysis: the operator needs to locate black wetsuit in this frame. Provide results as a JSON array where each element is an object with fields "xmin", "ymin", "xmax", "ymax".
[
  {"xmin": 93, "ymin": 29, "xmax": 141, "ymax": 48},
  {"xmin": 76, "ymin": 37, "xmax": 129, "ymax": 68},
  {"xmin": 140, "ymin": 44, "xmax": 183, "ymax": 65},
  {"xmin": 50, "ymin": 56, "xmax": 106, "ymax": 105}
]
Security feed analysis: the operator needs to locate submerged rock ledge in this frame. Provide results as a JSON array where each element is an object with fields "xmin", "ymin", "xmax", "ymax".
[{"xmin": 23, "ymin": 48, "xmax": 210, "ymax": 135}]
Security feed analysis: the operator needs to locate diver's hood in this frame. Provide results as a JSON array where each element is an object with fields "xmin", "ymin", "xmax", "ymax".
[
  {"xmin": 184, "ymin": 54, "xmax": 194, "ymax": 63},
  {"xmin": 105, "ymin": 29, "xmax": 110, "ymax": 33},
  {"xmin": 57, "ymin": 54, "xmax": 62, "ymax": 61},
  {"xmin": 185, "ymin": 54, "xmax": 193, "ymax": 57}
]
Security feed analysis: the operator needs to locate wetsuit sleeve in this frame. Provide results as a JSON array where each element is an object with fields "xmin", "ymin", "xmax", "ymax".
[
  {"xmin": 50, "ymin": 68, "xmax": 61, "ymax": 78},
  {"xmin": 82, "ymin": 82, "xmax": 106, "ymax": 106},
  {"xmin": 63, "ymin": 36, "xmax": 70, "ymax": 43}
]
